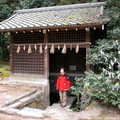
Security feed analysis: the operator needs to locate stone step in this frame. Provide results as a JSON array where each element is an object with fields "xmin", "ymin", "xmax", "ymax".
[
  {"xmin": 17, "ymin": 107, "xmax": 45, "ymax": 118},
  {"xmin": 50, "ymin": 96, "xmax": 75, "ymax": 109}
]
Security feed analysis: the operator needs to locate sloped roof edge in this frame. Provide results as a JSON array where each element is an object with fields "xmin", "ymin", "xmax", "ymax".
[{"xmin": 15, "ymin": 2, "xmax": 106, "ymax": 13}]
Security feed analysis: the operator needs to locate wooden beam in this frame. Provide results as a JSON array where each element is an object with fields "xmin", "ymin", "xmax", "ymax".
[
  {"xmin": 86, "ymin": 44, "xmax": 90, "ymax": 72},
  {"xmin": 44, "ymin": 30, "xmax": 49, "ymax": 78},
  {"xmin": 85, "ymin": 29, "xmax": 90, "ymax": 71},
  {"xmin": 10, "ymin": 42, "xmax": 91, "ymax": 46},
  {"xmin": 10, "ymin": 34, "xmax": 14, "ymax": 75},
  {"xmin": 0, "ymin": 23, "xmax": 109, "ymax": 33},
  {"xmin": 86, "ymin": 29, "xmax": 90, "ymax": 42}
]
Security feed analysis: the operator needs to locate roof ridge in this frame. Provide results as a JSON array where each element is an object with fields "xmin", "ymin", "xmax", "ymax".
[{"xmin": 15, "ymin": 2, "xmax": 106, "ymax": 13}]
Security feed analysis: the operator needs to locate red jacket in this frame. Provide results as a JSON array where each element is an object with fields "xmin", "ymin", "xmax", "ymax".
[{"xmin": 56, "ymin": 74, "xmax": 71, "ymax": 91}]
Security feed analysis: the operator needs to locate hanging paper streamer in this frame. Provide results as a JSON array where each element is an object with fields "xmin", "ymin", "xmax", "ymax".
[
  {"xmin": 76, "ymin": 44, "xmax": 79, "ymax": 53},
  {"xmin": 7, "ymin": 45, "xmax": 10, "ymax": 49},
  {"xmin": 50, "ymin": 44, "xmax": 55, "ymax": 54},
  {"xmin": 28, "ymin": 45, "xmax": 32, "ymax": 53},
  {"xmin": 23, "ymin": 45, "xmax": 26, "ymax": 51},
  {"xmin": 70, "ymin": 44, "xmax": 72, "ymax": 51},
  {"xmin": 16, "ymin": 45, "xmax": 21, "ymax": 53},
  {"xmin": 58, "ymin": 45, "xmax": 60, "ymax": 50},
  {"xmin": 61, "ymin": 44, "xmax": 67, "ymax": 54},
  {"xmin": 45, "ymin": 45, "xmax": 48, "ymax": 50},
  {"xmin": 34, "ymin": 45, "xmax": 37, "ymax": 51},
  {"xmin": 39, "ymin": 44, "xmax": 43, "ymax": 54},
  {"xmin": 102, "ymin": 24, "xmax": 104, "ymax": 30}
]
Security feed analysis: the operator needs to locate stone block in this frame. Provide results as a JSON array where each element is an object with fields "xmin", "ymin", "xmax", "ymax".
[
  {"xmin": 17, "ymin": 107, "xmax": 45, "ymax": 119},
  {"xmin": 8, "ymin": 101, "xmax": 22, "ymax": 108},
  {"xmin": 28, "ymin": 102, "xmax": 37, "ymax": 108},
  {"xmin": 2, "ymin": 88, "xmax": 36, "ymax": 107},
  {"xmin": 0, "ymin": 107, "xmax": 19, "ymax": 115}
]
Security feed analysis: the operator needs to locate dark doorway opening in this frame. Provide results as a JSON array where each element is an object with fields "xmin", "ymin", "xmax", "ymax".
[
  {"xmin": 49, "ymin": 48, "xmax": 86, "ymax": 105},
  {"xmin": 50, "ymin": 91, "xmax": 59, "ymax": 105},
  {"xmin": 49, "ymin": 48, "xmax": 86, "ymax": 74}
]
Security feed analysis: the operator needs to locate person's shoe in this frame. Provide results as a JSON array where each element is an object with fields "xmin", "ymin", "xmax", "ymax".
[
  {"xmin": 60, "ymin": 104, "xmax": 66, "ymax": 108},
  {"xmin": 60, "ymin": 104, "xmax": 63, "ymax": 107},
  {"xmin": 63, "ymin": 105, "xmax": 66, "ymax": 108}
]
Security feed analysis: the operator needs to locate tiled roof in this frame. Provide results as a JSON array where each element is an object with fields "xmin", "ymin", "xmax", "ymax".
[{"xmin": 0, "ymin": 2, "xmax": 110, "ymax": 32}]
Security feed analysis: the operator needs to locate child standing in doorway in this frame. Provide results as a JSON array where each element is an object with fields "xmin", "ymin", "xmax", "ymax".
[{"xmin": 56, "ymin": 68, "xmax": 71, "ymax": 108}]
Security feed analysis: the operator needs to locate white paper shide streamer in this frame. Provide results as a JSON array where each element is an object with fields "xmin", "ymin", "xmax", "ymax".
[
  {"xmin": 50, "ymin": 44, "xmax": 55, "ymax": 54},
  {"xmin": 76, "ymin": 44, "xmax": 79, "ymax": 53},
  {"xmin": 61, "ymin": 44, "xmax": 67, "ymax": 54},
  {"xmin": 39, "ymin": 45, "xmax": 43, "ymax": 54},
  {"xmin": 16, "ymin": 45, "xmax": 21, "ymax": 53}
]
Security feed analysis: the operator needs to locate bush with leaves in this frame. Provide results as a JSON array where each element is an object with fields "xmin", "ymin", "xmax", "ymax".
[
  {"xmin": 0, "ymin": 1, "xmax": 12, "ymax": 61},
  {"xmin": 87, "ymin": 0, "xmax": 120, "ymax": 108},
  {"xmin": 71, "ymin": 77, "xmax": 91, "ymax": 111},
  {"xmin": 88, "ymin": 39, "xmax": 120, "ymax": 109}
]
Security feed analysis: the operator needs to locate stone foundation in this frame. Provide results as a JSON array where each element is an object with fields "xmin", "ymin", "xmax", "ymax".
[{"xmin": 9, "ymin": 74, "xmax": 50, "ymax": 107}]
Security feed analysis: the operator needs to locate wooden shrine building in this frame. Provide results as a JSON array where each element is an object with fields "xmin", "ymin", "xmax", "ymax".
[{"xmin": 0, "ymin": 2, "xmax": 110, "ymax": 106}]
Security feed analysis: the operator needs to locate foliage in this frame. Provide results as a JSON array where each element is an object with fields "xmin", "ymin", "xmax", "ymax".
[
  {"xmin": 87, "ymin": 0, "xmax": 120, "ymax": 109},
  {"xmin": 0, "ymin": 34, "xmax": 10, "ymax": 61},
  {"xmin": 0, "ymin": 1, "xmax": 13, "ymax": 22},
  {"xmin": 71, "ymin": 77, "xmax": 84, "ymax": 111},
  {"xmin": 51, "ymin": 0, "xmax": 104, "ymax": 5},
  {"xmin": 0, "ymin": 62, "xmax": 10, "ymax": 77},
  {"xmin": 18, "ymin": 0, "xmax": 54, "ymax": 9},
  {"xmin": 71, "ymin": 77, "xmax": 91, "ymax": 111},
  {"xmin": 0, "ymin": 1, "xmax": 12, "ymax": 61},
  {"xmin": 88, "ymin": 38, "xmax": 120, "ymax": 108}
]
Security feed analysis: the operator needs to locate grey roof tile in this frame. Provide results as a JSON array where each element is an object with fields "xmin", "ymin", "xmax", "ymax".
[{"xmin": 0, "ymin": 2, "xmax": 110, "ymax": 31}]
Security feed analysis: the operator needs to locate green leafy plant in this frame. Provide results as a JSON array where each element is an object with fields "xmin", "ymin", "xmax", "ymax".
[
  {"xmin": 71, "ymin": 77, "xmax": 91, "ymax": 111},
  {"xmin": 87, "ymin": 39, "xmax": 120, "ymax": 109}
]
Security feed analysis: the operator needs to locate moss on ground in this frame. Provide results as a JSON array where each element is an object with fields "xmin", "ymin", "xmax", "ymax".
[{"xmin": 0, "ymin": 62, "xmax": 10, "ymax": 77}]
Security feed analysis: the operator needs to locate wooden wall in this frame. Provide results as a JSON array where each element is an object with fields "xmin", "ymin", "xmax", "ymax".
[{"xmin": 10, "ymin": 29, "xmax": 91, "ymax": 77}]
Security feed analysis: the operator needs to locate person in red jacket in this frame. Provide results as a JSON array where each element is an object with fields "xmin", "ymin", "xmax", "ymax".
[{"xmin": 56, "ymin": 68, "xmax": 71, "ymax": 108}]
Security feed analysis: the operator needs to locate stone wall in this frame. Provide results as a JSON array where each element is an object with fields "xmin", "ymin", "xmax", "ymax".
[{"xmin": 9, "ymin": 75, "xmax": 50, "ymax": 108}]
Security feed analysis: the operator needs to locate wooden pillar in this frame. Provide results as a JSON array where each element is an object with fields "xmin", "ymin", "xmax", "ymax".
[
  {"xmin": 85, "ymin": 29, "xmax": 90, "ymax": 71},
  {"xmin": 10, "ymin": 33, "xmax": 14, "ymax": 75},
  {"xmin": 43, "ymin": 29, "xmax": 49, "ymax": 78}
]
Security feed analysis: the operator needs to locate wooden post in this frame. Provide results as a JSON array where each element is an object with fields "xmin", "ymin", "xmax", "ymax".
[
  {"xmin": 85, "ymin": 29, "xmax": 90, "ymax": 71},
  {"xmin": 43, "ymin": 29, "xmax": 49, "ymax": 78},
  {"xmin": 10, "ymin": 33, "xmax": 14, "ymax": 75}
]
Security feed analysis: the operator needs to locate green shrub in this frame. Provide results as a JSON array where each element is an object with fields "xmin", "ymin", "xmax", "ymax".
[
  {"xmin": 71, "ymin": 77, "xmax": 91, "ymax": 111},
  {"xmin": 87, "ymin": 39, "xmax": 120, "ymax": 109}
]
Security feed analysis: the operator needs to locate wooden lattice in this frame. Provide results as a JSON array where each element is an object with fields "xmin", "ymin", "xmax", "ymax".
[
  {"xmin": 11, "ymin": 29, "xmax": 87, "ymax": 75},
  {"xmin": 12, "ymin": 46, "xmax": 44, "ymax": 74},
  {"xmin": 13, "ymin": 32, "xmax": 44, "ymax": 44},
  {"xmin": 48, "ymin": 30, "xmax": 85, "ymax": 43}
]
